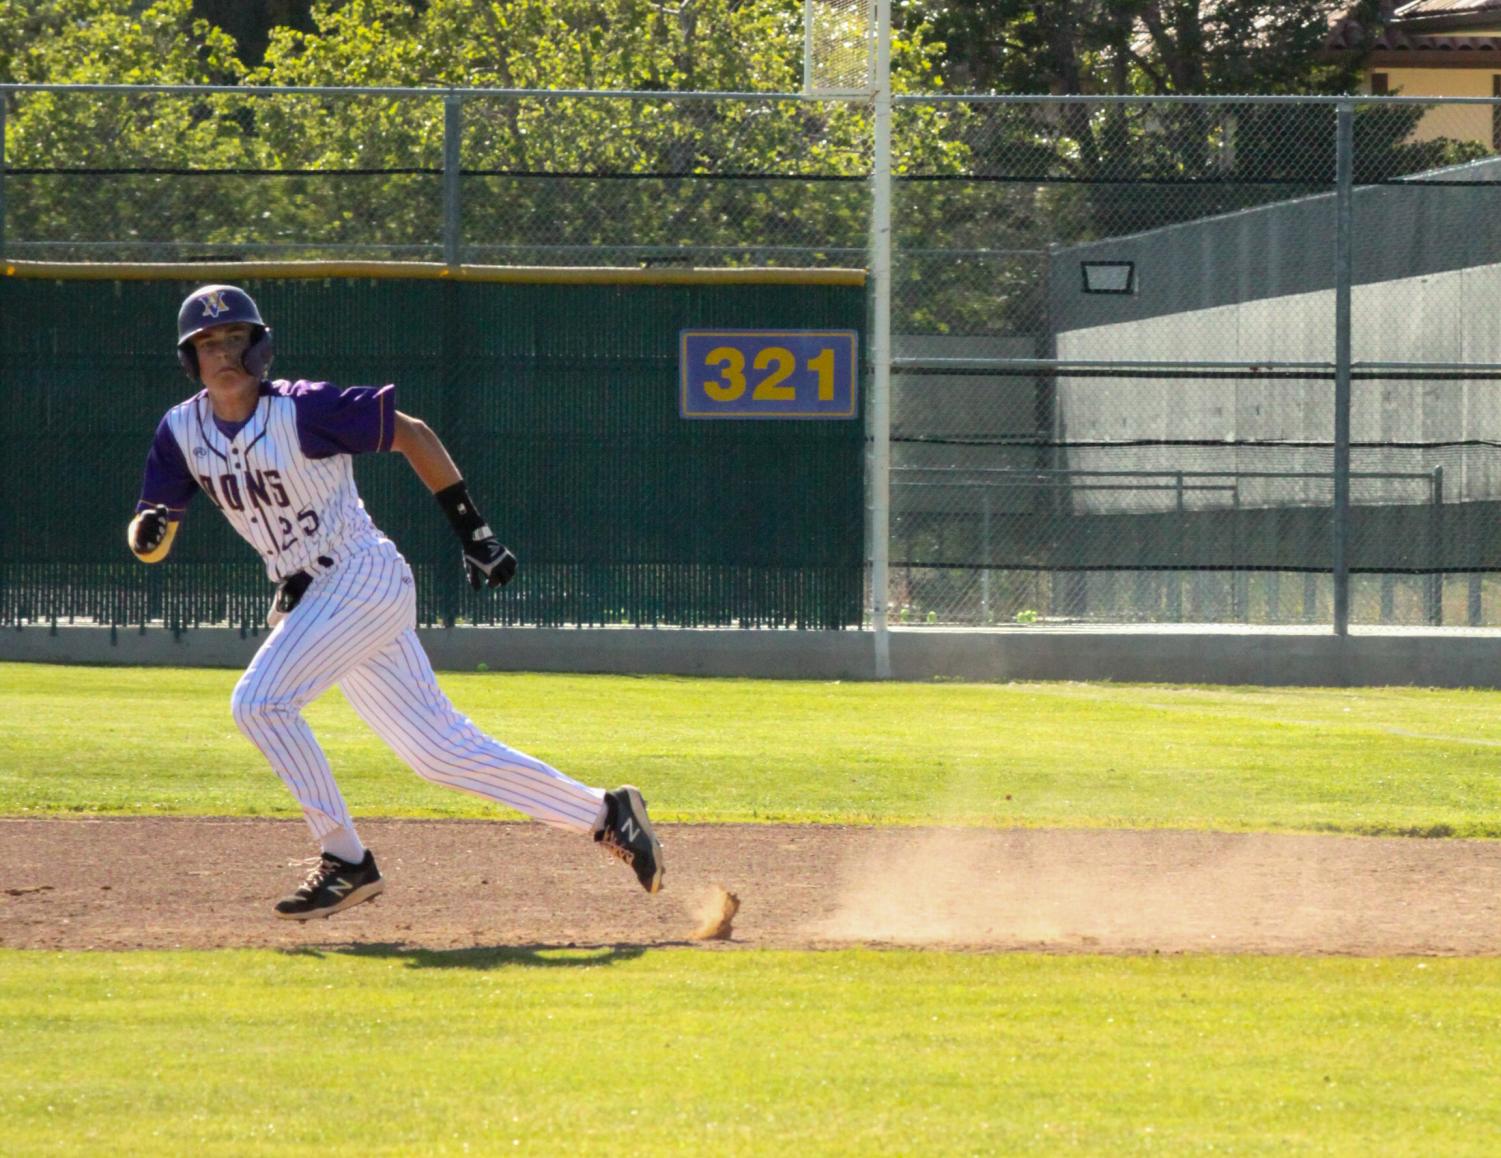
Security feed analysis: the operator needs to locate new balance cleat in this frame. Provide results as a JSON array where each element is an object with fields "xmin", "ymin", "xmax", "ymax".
[
  {"xmin": 274, "ymin": 849, "xmax": 384, "ymax": 921},
  {"xmin": 596, "ymin": 785, "xmax": 664, "ymax": 893}
]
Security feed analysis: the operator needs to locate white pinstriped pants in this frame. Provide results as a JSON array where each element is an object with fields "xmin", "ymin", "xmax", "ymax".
[{"xmin": 230, "ymin": 539, "xmax": 605, "ymax": 842}]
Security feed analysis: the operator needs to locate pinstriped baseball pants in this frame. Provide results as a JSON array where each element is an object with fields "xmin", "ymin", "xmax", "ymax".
[{"xmin": 229, "ymin": 539, "xmax": 606, "ymax": 842}]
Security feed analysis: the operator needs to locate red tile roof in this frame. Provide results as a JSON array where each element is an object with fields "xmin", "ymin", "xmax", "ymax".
[
  {"xmin": 1393, "ymin": 0, "xmax": 1501, "ymax": 19},
  {"xmin": 1326, "ymin": 1, "xmax": 1501, "ymax": 51}
]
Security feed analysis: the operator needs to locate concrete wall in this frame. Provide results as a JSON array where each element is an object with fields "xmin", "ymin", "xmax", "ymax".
[
  {"xmin": 7, "ymin": 624, "xmax": 1501, "ymax": 688},
  {"xmin": 1050, "ymin": 154, "xmax": 1501, "ymax": 516},
  {"xmin": 1055, "ymin": 263, "xmax": 1501, "ymax": 512},
  {"xmin": 891, "ymin": 334, "xmax": 1042, "ymax": 518}
]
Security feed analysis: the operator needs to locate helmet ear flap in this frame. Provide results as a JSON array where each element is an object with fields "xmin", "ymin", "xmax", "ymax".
[
  {"xmin": 242, "ymin": 326, "xmax": 274, "ymax": 379},
  {"xmin": 177, "ymin": 344, "xmax": 199, "ymax": 379}
]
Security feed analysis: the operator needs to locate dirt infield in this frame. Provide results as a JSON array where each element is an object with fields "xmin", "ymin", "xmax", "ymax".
[{"xmin": 2, "ymin": 817, "xmax": 1498, "ymax": 955}]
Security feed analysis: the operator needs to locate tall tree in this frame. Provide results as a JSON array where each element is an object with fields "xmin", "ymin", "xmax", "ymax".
[
  {"xmin": 0, "ymin": 0, "xmax": 251, "ymax": 257},
  {"xmin": 0, "ymin": 0, "xmax": 940, "ymax": 265},
  {"xmin": 0, "ymin": 0, "xmax": 242, "ymax": 85},
  {"xmin": 903, "ymin": 1, "xmax": 1474, "ymax": 235},
  {"xmin": 242, "ymin": 0, "xmax": 952, "ymax": 262},
  {"xmin": 191, "ymin": 0, "xmax": 320, "ymax": 66},
  {"xmin": 919, "ymin": 1, "xmax": 1377, "ymax": 97}
]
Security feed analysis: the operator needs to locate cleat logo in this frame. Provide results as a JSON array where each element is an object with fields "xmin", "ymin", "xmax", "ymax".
[
  {"xmin": 199, "ymin": 290, "xmax": 230, "ymax": 319},
  {"xmin": 618, "ymin": 817, "xmax": 640, "ymax": 843},
  {"xmin": 326, "ymin": 877, "xmax": 352, "ymax": 898}
]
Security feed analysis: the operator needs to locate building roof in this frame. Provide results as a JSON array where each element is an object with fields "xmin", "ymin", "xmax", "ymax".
[
  {"xmin": 1393, "ymin": 0, "xmax": 1501, "ymax": 23},
  {"xmin": 1326, "ymin": 25, "xmax": 1501, "ymax": 51},
  {"xmin": 1327, "ymin": 1, "xmax": 1501, "ymax": 53}
]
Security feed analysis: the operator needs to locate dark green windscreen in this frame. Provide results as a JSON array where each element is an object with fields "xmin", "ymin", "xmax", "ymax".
[{"xmin": 0, "ymin": 276, "xmax": 865, "ymax": 631}]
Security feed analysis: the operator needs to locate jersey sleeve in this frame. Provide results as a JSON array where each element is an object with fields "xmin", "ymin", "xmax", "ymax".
[
  {"xmin": 136, "ymin": 416, "xmax": 197, "ymax": 518},
  {"xmin": 284, "ymin": 379, "xmax": 397, "ymax": 458}
]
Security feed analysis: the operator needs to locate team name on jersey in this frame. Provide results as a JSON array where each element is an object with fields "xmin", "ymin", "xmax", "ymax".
[
  {"xmin": 198, "ymin": 468, "xmax": 290, "ymax": 512},
  {"xmin": 198, "ymin": 467, "xmax": 324, "ymax": 552}
]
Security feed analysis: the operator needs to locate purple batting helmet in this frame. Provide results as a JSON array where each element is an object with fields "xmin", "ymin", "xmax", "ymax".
[{"xmin": 176, "ymin": 284, "xmax": 274, "ymax": 380}]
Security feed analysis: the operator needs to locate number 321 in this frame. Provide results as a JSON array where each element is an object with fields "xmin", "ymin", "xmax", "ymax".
[{"xmin": 702, "ymin": 346, "xmax": 838, "ymax": 402}]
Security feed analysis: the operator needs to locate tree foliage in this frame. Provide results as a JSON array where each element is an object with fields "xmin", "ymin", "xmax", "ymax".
[
  {"xmin": 1, "ymin": 0, "xmax": 242, "ymax": 86},
  {"xmin": 0, "ymin": 1, "xmax": 252, "ymax": 253},
  {"xmin": 0, "ymin": 0, "xmax": 1489, "ymax": 339},
  {"xmin": 918, "ymin": 0, "xmax": 1373, "ymax": 98},
  {"xmin": 1, "ymin": 0, "xmax": 964, "ymax": 264}
]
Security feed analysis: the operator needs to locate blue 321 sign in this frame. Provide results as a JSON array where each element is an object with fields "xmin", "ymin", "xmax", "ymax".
[{"xmin": 679, "ymin": 330, "xmax": 859, "ymax": 419}]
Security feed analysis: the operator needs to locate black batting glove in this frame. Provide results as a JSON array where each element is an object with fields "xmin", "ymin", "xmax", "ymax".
[
  {"xmin": 131, "ymin": 504, "xmax": 170, "ymax": 554},
  {"xmin": 435, "ymin": 481, "xmax": 517, "ymax": 590},
  {"xmin": 464, "ymin": 537, "xmax": 518, "ymax": 590}
]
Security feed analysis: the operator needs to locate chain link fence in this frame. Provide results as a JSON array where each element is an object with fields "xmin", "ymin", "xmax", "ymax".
[
  {"xmin": 889, "ymin": 95, "xmax": 1501, "ymax": 629},
  {"xmin": 1, "ymin": 86, "xmax": 872, "ymax": 265},
  {"xmin": 5, "ymin": 87, "xmax": 1501, "ymax": 629}
]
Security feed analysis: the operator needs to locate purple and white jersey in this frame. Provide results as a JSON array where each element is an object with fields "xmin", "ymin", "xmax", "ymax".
[{"xmin": 136, "ymin": 379, "xmax": 397, "ymax": 581}]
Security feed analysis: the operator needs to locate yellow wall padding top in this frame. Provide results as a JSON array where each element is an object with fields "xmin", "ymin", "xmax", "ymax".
[{"xmin": 3, "ymin": 259, "xmax": 867, "ymax": 287}]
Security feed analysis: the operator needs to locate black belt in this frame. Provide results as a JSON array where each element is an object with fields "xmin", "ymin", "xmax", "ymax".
[{"xmin": 274, "ymin": 555, "xmax": 334, "ymax": 617}]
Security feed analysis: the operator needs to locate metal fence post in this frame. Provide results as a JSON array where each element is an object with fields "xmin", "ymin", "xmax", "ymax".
[
  {"xmin": 980, "ymin": 483, "xmax": 992, "ymax": 623},
  {"xmin": 1428, "ymin": 465, "xmax": 1444, "ymax": 625},
  {"xmin": 443, "ymin": 92, "xmax": 462, "ymax": 268},
  {"xmin": 0, "ymin": 95, "xmax": 7, "ymax": 615},
  {"xmin": 869, "ymin": 0, "xmax": 893, "ymax": 677},
  {"xmin": 439, "ymin": 93, "xmax": 463, "ymax": 626},
  {"xmin": 1332, "ymin": 101, "xmax": 1354, "ymax": 636},
  {"xmin": 0, "ymin": 95, "xmax": 7, "ymax": 261},
  {"xmin": 1232, "ymin": 483, "xmax": 1247, "ymax": 621}
]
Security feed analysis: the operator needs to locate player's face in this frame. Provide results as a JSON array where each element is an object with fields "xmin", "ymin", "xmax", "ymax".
[{"xmin": 191, "ymin": 323, "xmax": 256, "ymax": 388}]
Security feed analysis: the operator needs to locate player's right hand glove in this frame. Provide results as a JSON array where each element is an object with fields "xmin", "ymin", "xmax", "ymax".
[
  {"xmin": 464, "ymin": 536, "xmax": 518, "ymax": 590},
  {"xmin": 435, "ymin": 480, "xmax": 517, "ymax": 590},
  {"xmin": 129, "ymin": 504, "xmax": 170, "ymax": 555}
]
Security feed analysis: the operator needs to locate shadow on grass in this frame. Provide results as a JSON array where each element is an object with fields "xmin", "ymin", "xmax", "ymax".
[
  {"xmin": 280, "ymin": 941, "xmax": 669, "ymax": 969},
  {"xmin": 1312, "ymin": 820, "xmax": 1461, "ymax": 838}
]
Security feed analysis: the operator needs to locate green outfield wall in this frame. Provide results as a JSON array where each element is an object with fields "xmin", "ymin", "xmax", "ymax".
[{"xmin": 0, "ymin": 265, "xmax": 867, "ymax": 631}]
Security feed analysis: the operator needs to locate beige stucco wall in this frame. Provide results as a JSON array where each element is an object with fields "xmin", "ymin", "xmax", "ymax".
[{"xmin": 1370, "ymin": 67, "xmax": 1499, "ymax": 144}]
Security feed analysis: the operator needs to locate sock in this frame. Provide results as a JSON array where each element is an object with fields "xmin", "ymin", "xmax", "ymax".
[
  {"xmin": 592, "ymin": 795, "xmax": 614, "ymax": 839},
  {"xmin": 321, "ymin": 827, "xmax": 366, "ymax": 865}
]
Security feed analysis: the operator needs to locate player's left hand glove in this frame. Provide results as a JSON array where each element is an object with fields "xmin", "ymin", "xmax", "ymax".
[
  {"xmin": 435, "ymin": 480, "xmax": 517, "ymax": 590},
  {"xmin": 130, "ymin": 504, "xmax": 170, "ymax": 555},
  {"xmin": 128, "ymin": 503, "xmax": 177, "ymax": 563}
]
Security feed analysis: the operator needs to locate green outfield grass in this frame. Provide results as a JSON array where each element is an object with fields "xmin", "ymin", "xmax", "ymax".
[
  {"xmin": 2, "ymin": 948, "xmax": 1498, "ymax": 1155},
  {"xmin": 6, "ymin": 662, "xmax": 1501, "ymax": 1154},
  {"xmin": 3, "ymin": 662, "xmax": 1501, "ymax": 835}
]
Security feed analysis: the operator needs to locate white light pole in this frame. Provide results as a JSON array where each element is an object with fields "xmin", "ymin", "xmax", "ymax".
[{"xmin": 869, "ymin": 0, "xmax": 893, "ymax": 678}]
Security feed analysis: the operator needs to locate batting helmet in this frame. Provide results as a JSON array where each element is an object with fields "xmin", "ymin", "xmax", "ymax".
[{"xmin": 176, "ymin": 284, "xmax": 274, "ymax": 380}]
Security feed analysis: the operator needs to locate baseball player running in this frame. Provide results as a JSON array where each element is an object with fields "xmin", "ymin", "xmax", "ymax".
[{"xmin": 128, "ymin": 284, "xmax": 663, "ymax": 920}]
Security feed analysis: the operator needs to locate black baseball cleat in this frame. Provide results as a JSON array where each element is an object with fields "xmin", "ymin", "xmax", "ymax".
[
  {"xmin": 274, "ymin": 850, "xmax": 385, "ymax": 921},
  {"xmin": 595, "ymin": 785, "xmax": 664, "ymax": 894}
]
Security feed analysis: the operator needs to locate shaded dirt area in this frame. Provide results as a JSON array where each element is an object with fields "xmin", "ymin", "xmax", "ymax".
[{"xmin": 2, "ymin": 817, "xmax": 1499, "ymax": 955}]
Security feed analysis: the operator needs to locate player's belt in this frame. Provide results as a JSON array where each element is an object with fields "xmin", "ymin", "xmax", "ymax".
[{"xmin": 271, "ymin": 555, "xmax": 335, "ymax": 622}]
